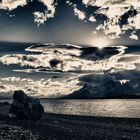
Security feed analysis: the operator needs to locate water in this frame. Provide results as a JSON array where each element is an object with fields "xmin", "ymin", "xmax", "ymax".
[
  {"xmin": 42, "ymin": 99, "xmax": 140, "ymax": 118},
  {"xmin": 1, "ymin": 98, "xmax": 140, "ymax": 118}
]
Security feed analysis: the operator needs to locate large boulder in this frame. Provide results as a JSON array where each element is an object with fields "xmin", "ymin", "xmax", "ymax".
[{"xmin": 9, "ymin": 90, "xmax": 44, "ymax": 120}]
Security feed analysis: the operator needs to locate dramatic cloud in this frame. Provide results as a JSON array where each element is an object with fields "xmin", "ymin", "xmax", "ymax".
[
  {"xmin": 0, "ymin": 76, "xmax": 81, "ymax": 98},
  {"xmin": 68, "ymin": 0, "xmax": 140, "ymax": 39},
  {"xmin": 0, "ymin": 71, "xmax": 140, "ymax": 98},
  {"xmin": 0, "ymin": 0, "xmax": 140, "ymax": 39},
  {"xmin": 65, "ymin": 73, "xmax": 140, "ymax": 99},
  {"xmin": 87, "ymin": 0, "xmax": 140, "ymax": 39},
  {"xmin": 0, "ymin": 43, "xmax": 139, "ymax": 98},
  {"xmin": 0, "ymin": 44, "xmax": 139, "ymax": 73}
]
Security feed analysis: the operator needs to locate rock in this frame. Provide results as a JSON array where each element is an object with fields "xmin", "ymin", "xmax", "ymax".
[
  {"xmin": 13, "ymin": 90, "xmax": 28, "ymax": 104},
  {"xmin": 31, "ymin": 100, "xmax": 44, "ymax": 120},
  {"xmin": 9, "ymin": 90, "xmax": 44, "ymax": 120}
]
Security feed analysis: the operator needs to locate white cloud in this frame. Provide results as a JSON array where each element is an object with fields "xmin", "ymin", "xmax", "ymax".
[
  {"xmin": 39, "ymin": 0, "xmax": 56, "ymax": 15},
  {"xmin": 13, "ymin": 69, "xmax": 34, "ymax": 73},
  {"xmin": 0, "ymin": 43, "xmax": 140, "ymax": 98},
  {"xmin": 1, "ymin": 0, "xmax": 140, "ymax": 39},
  {"xmin": 0, "ymin": 76, "xmax": 81, "ymax": 98},
  {"xmin": 0, "ymin": 44, "xmax": 139, "ymax": 73},
  {"xmin": 34, "ymin": 0, "xmax": 56, "ymax": 26},
  {"xmin": 74, "ymin": 7, "xmax": 86, "ymax": 20},
  {"xmin": 127, "ymin": 13, "xmax": 140, "ymax": 29},
  {"xmin": 81, "ymin": 0, "xmax": 140, "ymax": 39},
  {"xmin": 0, "ymin": 0, "xmax": 56, "ymax": 26},
  {"xmin": 120, "ymin": 79, "xmax": 130, "ymax": 84},
  {"xmin": 0, "ymin": 0, "xmax": 27, "ymax": 10},
  {"xmin": 129, "ymin": 31, "xmax": 138, "ymax": 40},
  {"xmin": 33, "ymin": 11, "xmax": 47, "ymax": 27},
  {"xmin": 65, "ymin": 0, "xmax": 140, "ymax": 40},
  {"xmin": 89, "ymin": 15, "xmax": 96, "ymax": 22},
  {"xmin": 82, "ymin": 0, "xmax": 95, "ymax": 6},
  {"xmin": 2, "ymin": 77, "xmax": 21, "ymax": 82}
]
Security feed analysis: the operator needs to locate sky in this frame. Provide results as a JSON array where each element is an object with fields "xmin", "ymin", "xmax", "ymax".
[
  {"xmin": 0, "ymin": 0, "xmax": 140, "ymax": 98},
  {"xmin": 0, "ymin": 0, "xmax": 140, "ymax": 46}
]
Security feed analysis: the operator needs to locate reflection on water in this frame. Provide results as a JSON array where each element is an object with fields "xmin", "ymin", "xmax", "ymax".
[
  {"xmin": 1, "ymin": 99, "xmax": 140, "ymax": 118},
  {"xmin": 42, "ymin": 99, "xmax": 140, "ymax": 118}
]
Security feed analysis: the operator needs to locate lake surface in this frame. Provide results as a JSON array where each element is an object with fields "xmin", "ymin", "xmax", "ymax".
[
  {"xmin": 42, "ymin": 99, "xmax": 140, "ymax": 118},
  {"xmin": 1, "ymin": 99, "xmax": 140, "ymax": 118}
]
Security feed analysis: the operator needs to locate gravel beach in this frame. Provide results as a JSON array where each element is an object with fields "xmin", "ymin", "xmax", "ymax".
[{"xmin": 0, "ymin": 103, "xmax": 140, "ymax": 140}]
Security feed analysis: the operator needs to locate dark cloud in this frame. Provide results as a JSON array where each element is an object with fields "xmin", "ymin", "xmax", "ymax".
[{"xmin": 63, "ymin": 71, "xmax": 140, "ymax": 99}]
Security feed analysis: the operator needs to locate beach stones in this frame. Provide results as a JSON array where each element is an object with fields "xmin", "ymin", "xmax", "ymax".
[
  {"xmin": 9, "ymin": 90, "xmax": 44, "ymax": 120},
  {"xmin": 0, "ymin": 123, "xmax": 37, "ymax": 140}
]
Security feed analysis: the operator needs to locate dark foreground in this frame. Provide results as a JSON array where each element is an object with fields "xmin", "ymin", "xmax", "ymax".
[
  {"xmin": 0, "ymin": 103, "xmax": 140, "ymax": 140},
  {"xmin": 0, "ymin": 114, "xmax": 140, "ymax": 140}
]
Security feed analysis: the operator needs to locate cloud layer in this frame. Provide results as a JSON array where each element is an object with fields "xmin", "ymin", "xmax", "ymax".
[
  {"xmin": 0, "ymin": 0, "xmax": 140, "ymax": 39},
  {"xmin": 64, "ymin": 72, "xmax": 140, "ymax": 99},
  {"xmin": 0, "ymin": 44, "xmax": 139, "ymax": 73},
  {"xmin": 0, "ymin": 43, "xmax": 139, "ymax": 98},
  {"xmin": 0, "ymin": 76, "xmax": 81, "ymax": 98}
]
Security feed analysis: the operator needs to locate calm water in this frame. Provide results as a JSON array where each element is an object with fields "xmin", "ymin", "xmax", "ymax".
[
  {"xmin": 1, "ymin": 99, "xmax": 140, "ymax": 118},
  {"xmin": 42, "ymin": 99, "xmax": 140, "ymax": 118}
]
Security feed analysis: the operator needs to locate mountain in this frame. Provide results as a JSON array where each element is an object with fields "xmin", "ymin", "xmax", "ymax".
[{"xmin": 61, "ymin": 78, "xmax": 140, "ymax": 99}]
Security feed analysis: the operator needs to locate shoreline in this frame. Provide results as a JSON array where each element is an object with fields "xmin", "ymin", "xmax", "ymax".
[
  {"xmin": 0, "ymin": 102, "xmax": 140, "ymax": 139},
  {"xmin": 0, "ymin": 112, "xmax": 140, "ymax": 140}
]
